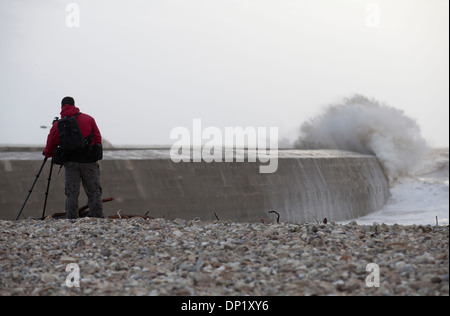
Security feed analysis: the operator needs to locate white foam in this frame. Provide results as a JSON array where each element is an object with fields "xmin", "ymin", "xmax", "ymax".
[
  {"xmin": 295, "ymin": 95, "xmax": 429, "ymax": 183},
  {"xmin": 295, "ymin": 96, "xmax": 448, "ymax": 225},
  {"xmin": 351, "ymin": 176, "xmax": 449, "ymax": 226},
  {"xmin": 349, "ymin": 148, "xmax": 449, "ymax": 226}
]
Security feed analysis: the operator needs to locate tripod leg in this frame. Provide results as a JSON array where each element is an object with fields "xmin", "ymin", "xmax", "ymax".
[
  {"xmin": 41, "ymin": 158, "xmax": 55, "ymax": 220},
  {"xmin": 16, "ymin": 157, "xmax": 48, "ymax": 221}
]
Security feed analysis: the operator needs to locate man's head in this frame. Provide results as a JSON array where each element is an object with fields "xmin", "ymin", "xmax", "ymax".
[{"xmin": 61, "ymin": 96, "xmax": 75, "ymax": 107}]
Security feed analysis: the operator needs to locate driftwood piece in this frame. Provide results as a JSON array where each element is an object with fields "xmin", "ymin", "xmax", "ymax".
[{"xmin": 48, "ymin": 196, "xmax": 154, "ymax": 221}]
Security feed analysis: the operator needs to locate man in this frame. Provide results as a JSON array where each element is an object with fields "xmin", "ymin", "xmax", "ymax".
[{"xmin": 43, "ymin": 97, "xmax": 104, "ymax": 219}]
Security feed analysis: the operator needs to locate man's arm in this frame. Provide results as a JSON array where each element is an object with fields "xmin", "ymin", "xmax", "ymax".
[
  {"xmin": 43, "ymin": 122, "xmax": 60, "ymax": 158},
  {"xmin": 91, "ymin": 118, "xmax": 102, "ymax": 145}
]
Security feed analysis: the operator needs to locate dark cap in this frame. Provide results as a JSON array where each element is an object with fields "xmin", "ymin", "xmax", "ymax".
[{"xmin": 61, "ymin": 96, "xmax": 75, "ymax": 107}]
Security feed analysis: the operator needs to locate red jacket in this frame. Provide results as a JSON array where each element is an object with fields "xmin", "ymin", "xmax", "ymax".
[{"xmin": 43, "ymin": 105, "xmax": 102, "ymax": 158}]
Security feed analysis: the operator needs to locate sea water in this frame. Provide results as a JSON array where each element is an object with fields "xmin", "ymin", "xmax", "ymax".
[{"xmin": 350, "ymin": 148, "xmax": 449, "ymax": 226}]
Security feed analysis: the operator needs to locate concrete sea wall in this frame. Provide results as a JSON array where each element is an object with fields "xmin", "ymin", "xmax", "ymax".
[{"xmin": 0, "ymin": 150, "xmax": 390, "ymax": 223}]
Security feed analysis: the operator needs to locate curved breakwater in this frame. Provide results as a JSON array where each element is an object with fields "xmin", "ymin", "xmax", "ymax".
[{"xmin": 0, "ymin": 149, "xmax": 390, "ymax": 223}]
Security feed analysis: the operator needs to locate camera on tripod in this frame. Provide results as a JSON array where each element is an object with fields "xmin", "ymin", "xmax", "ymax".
[{"xmin": 16, "ymin": 116, "xmax": 60, "ymax": 221}]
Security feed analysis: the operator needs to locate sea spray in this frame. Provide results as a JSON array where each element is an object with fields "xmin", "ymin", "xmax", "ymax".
[{"xmin": 295, "ymin": 95, "xmax": 429, "ymax": 182}]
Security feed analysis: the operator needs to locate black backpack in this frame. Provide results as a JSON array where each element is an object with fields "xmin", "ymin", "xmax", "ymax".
[
  {"xmin": 53, "ymin": 113, "xmax": 93, "ymax": 165},
  {"xmin": 58, "ymin": 113, "xmax": 86, "ymax": 153}
]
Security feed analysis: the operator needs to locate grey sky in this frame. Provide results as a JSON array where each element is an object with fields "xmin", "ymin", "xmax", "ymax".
[{"xmin": 0, "ymin": 0, "xmax": 448, "ymax": 147}]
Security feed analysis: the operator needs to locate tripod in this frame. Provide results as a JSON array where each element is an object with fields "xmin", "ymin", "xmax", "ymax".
[{"xmin": 16, "ymin": 157, "xmax": 55, "ymax": 221}]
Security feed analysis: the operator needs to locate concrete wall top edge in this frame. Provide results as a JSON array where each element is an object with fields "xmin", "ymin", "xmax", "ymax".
[{"xmin": 0, "ymin": 149, "xmax": 375, "ymax": 161}]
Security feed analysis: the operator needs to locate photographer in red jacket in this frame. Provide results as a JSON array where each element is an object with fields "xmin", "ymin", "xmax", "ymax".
[{"xmin": 44, "ymin": 97, "xmax": 104, "ymax": 219}]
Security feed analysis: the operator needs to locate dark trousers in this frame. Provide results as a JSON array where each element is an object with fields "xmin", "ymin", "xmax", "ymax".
[{"xmin": 64, "ymin": 162, "xmax": 104, "ymax": 219}]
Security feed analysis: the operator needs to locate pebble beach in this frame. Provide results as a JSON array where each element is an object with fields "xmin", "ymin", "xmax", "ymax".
[{"xmin": 0, "ymin": 218, "xmax": 448, "ymax": 296}]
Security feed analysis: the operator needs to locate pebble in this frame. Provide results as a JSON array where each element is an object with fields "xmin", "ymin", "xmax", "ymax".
[{"xmin": 0, "ymin": 218, "xmax": 448, "ymax": 296}]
